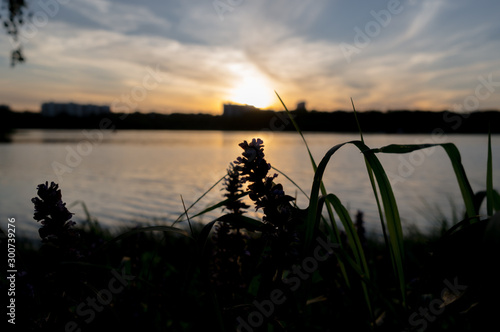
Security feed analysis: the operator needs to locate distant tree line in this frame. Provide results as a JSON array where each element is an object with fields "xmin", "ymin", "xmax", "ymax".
[{"xmin": 1, "ymin": 105, "xmax": 499, "ymax": 134}]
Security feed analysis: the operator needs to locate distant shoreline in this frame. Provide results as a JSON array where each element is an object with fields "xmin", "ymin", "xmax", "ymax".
[{"xmin": 1, "ymin": 109, "xmax": 499, "ymax": 134}]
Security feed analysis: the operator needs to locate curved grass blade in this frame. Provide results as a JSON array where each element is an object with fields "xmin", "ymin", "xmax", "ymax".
[
  {"xmin": 306, "ymin": 140, "xmax": 406, "ymax": 306},
  {"xmin": 372, "ymin": 143, "xmax": 477, "ymax": 221},
  {"xmin": 323, "ymin": 194, "xmax": 370, "ymax": 278},
  {"xmin": 277, "ymin": 92, "xmax": 350, "ymax": 288},
  {"xmin": 493, "ymin": 191, "xmax": 500, "ymax": 211},
  {"xmin": 276, "ymin": 94, "xmax": 357, "ymax": 314},
  {"xmin": 323, "ymin": 193, "xmax": 373, "ymax": 319},
  {"xmin": 305, "ymin": 142, "xmax": 349, "ymax": 248},
  {"xmin": 352, "ymin": 141, "xmax": 406, "ymax": 307},
  {"xmin": 468, "ymin": 190, "xmax": 500, "ymax": 217},
  {"xmin": 351, "ymin": 98, "xmax": 390, "ymax": 262}
]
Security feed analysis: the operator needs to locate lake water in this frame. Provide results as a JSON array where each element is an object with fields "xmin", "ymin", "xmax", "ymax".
[{"xmin": 1, "ymin": 129, "xmax": 498, "ymax": 241}]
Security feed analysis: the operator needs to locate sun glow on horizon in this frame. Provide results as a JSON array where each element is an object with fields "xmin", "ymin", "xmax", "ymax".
[{"xmin": 227, "ymin": 69, "xmax": 275, "ymax": 109}]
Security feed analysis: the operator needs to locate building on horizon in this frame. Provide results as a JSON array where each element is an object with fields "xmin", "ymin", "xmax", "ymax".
[
  {"xmin": 41, "ymin": 102, "xmax": 111, "ymax": 117},
  {"xmin": 296, "ymin": 101, "xmax": 307, "ymax": 112},
  {"xmin": 222, "ymin": 103, "xmax": 260, "ymax": 117}
]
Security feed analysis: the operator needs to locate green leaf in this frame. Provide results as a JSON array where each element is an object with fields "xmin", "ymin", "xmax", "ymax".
[
  {"xmin": 304, "ymin": 140, "xmax": 406, "ymax": 307},
  {"xmin": 372, "ymin": 143, "xmax": 477, "ymax": 222}
]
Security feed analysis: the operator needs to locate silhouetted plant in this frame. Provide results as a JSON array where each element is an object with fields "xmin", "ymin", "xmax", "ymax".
[
  {"xmin": 355, "ymin": 210, "xmax": 367, "ymax": 250},
  {"xmin": 31, "ymin": 181, "xmax": 78, "ymax": 244},
  {"xmin": 233, "ymin": 139, "xmax": 302, "ymax": 279},
  {"xmin": 211, "ymin": 163, "xmax": 250, "ymax": 303},
  {"xmin": 222, "ymin": 162, "xmax": 249, "ymax": 215}
]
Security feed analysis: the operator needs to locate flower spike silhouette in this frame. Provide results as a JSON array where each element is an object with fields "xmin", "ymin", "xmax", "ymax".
[{"xmin": 31, "ymin": 181, "xmax": 76, "ymax": 242}]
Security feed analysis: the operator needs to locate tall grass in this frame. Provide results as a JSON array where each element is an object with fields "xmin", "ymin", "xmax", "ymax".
[{"xmin": 187, "ymin": 96, "xmax": 498, "ymax": 329}]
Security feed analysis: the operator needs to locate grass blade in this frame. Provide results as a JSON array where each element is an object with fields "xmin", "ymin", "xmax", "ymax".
[
  {"xmin": 275, "ymin": 91, "xmax": 317, "ymax": 171},
  {"xmin": 372, "ymin": 143, "xmax": 477, "ymax": 221},
  {"xmin": 172, "ymin": 173, "xmax": 227, "ymax": 226},
  {"xmin": 493, "ymin": 190, "xmax": 500, "ymax": 211},
  {"xmin": 180, "ymin": 194, "xmax": 194, "ymax": 237},
  {"xmin": 486, "ymin": 128, "xmax": 494, "ymax": 216},
  {"xmin": 304, "ymin": 139, "xmax": 406, "ymax": 306},
  {"xmin": 272, "ymin": 165, "xmax": 309, "ymax": 200},
  {"xmin": 323, "ymin": 193, "xmax": 373, "ymax": 319},
  {"xmin": 277, "ymin": 93, "xmax": 408, "ymax": 306},
  {"xmin": 351, "ymin": 99, "xmax": 390, "ymax": 265},
  {"xmin": 352, "ymin": 141, "xmax": 406, "ymax": 308},
  {"xmin": 351, "ymin": 97, "xmax": 364, "ymax": 143},
  {"xmin": 176, "ymin": 191, "xmax": 249, "ymax": 223},
  {"xmin": 277, "ymin": 93, "xmax": 353, "ymax": 302},
  {"xmin": 305, "ymin": 142, "xmax": 349, "ymax": 248},
  {"xmin": 275, "ymin": 92, "xmax": 342, "ymax": 245}
]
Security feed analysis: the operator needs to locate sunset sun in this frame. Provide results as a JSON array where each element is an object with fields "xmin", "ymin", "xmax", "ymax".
[{"xmin": 228, "ymin": 74, "xmax": 275, "ymax": 109}]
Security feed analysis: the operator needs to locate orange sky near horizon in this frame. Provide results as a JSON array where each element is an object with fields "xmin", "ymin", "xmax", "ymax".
[{"xmin": 1, "ymin": 0, "xmax": 500, "ymax": 115}]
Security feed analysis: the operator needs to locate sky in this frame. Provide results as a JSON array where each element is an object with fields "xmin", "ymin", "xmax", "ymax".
[{"xmin": 1, "ymin": 0, "xmax": 500, "ymax": 115}]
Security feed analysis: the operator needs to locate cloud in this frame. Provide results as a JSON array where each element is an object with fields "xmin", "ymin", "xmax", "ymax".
[
  {"xmin": 1, "ymin": 0, "xmax": 500, "ymax": 112},
  {"xmin": 11, "ymin": 18, "xmax": 257, "ymax": 112},
  {"xmin": 64, "ymin": 0, "xmax": 172, "ymax": 33},
  {"xmin": 397, "ymin": 0, "xmax": 445, "ymax": 42}
]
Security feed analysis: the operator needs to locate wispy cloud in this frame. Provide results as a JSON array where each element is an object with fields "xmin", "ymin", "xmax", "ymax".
[
  {"xmin": 0, "ymin": 0, "xmax": 499, "ymax": 113},
  {"xmin": 397, "ymin": 0, "xmax": 445, "ymax": 42},
  {"xmin": 65, "ymin": 0, "xmax": 172, "ymax": 33}
]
